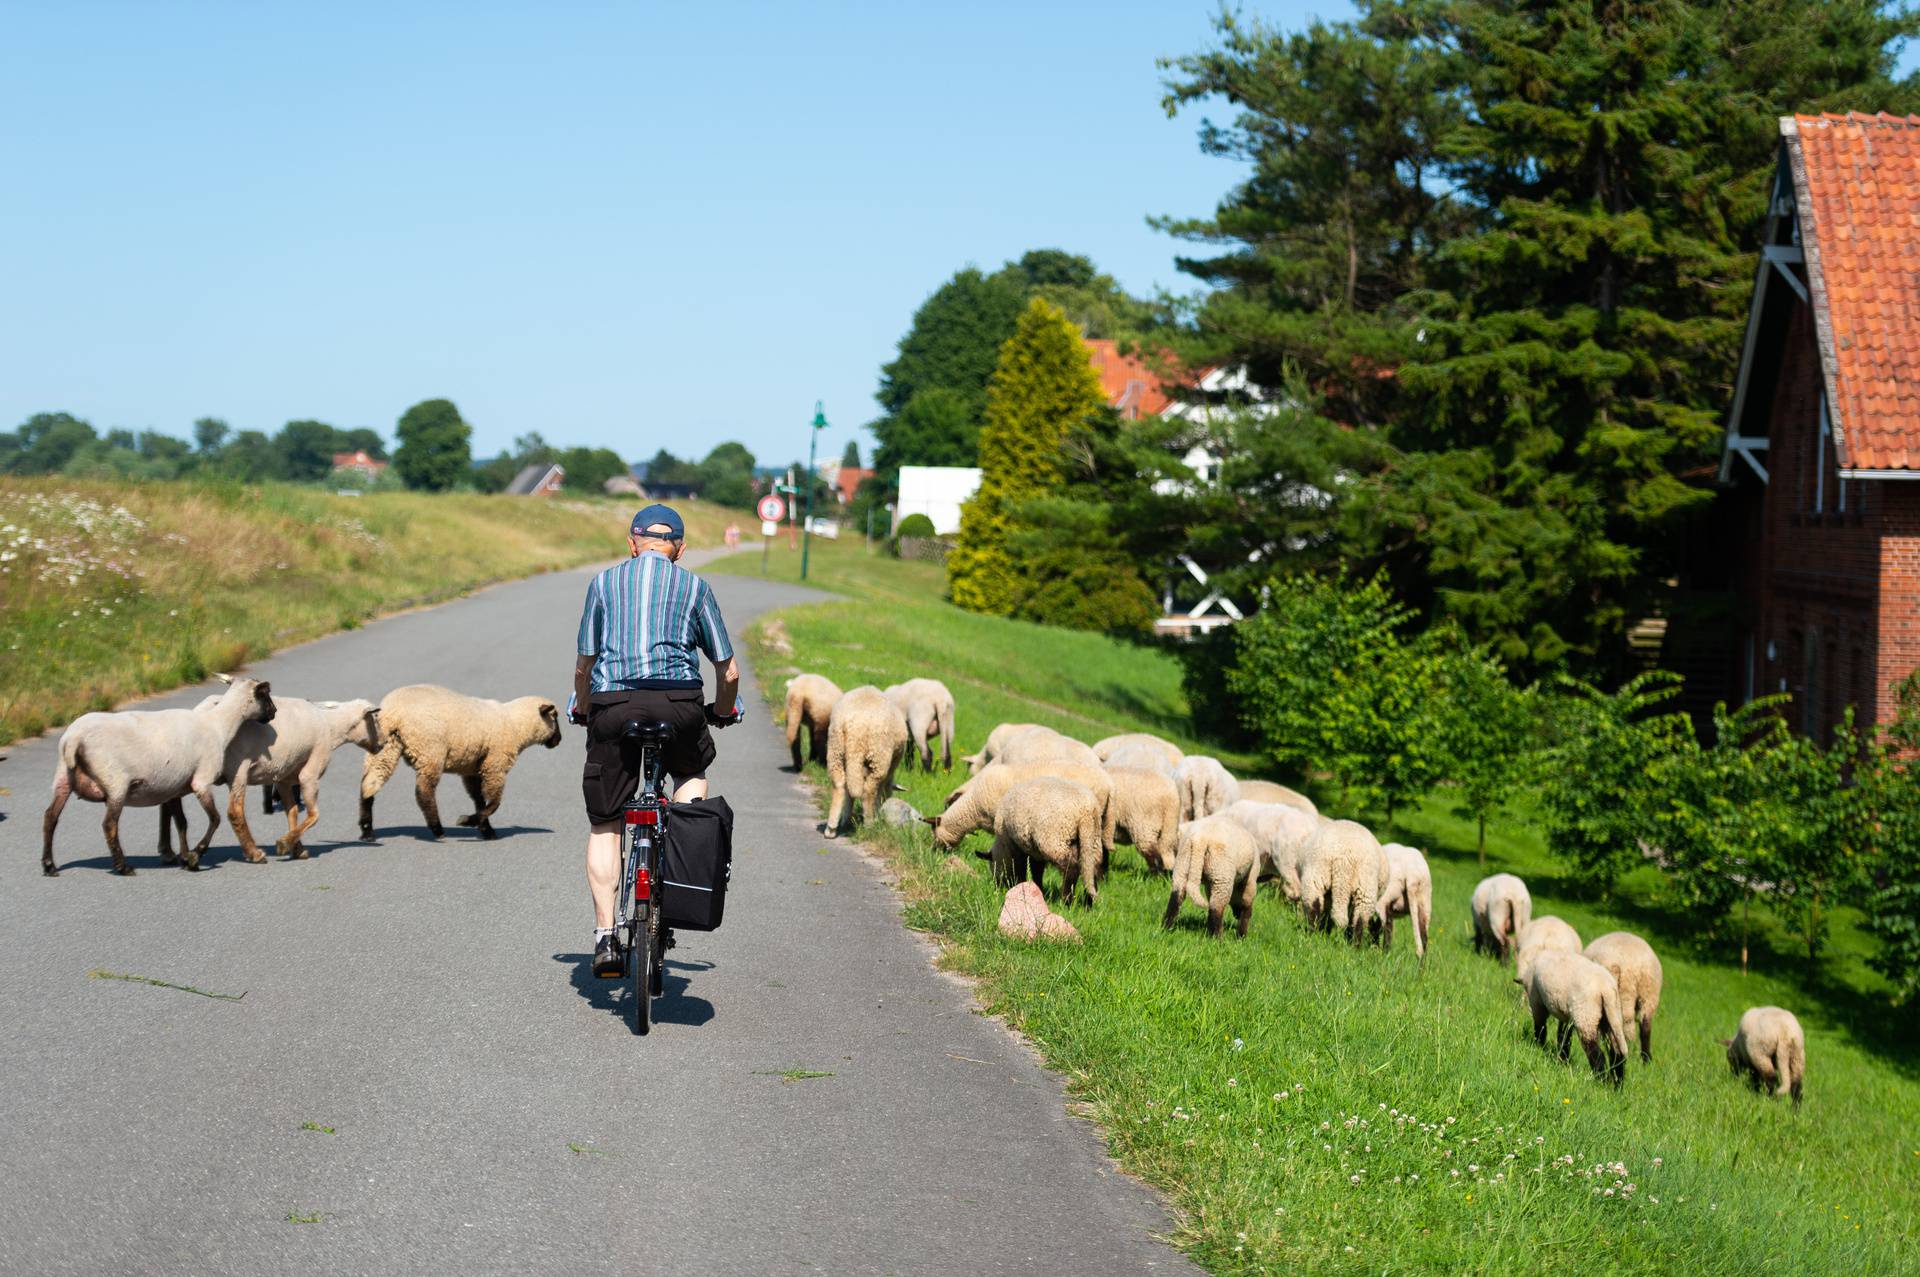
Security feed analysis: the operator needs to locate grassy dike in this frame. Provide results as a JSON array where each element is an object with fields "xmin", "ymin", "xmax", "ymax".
[
  {"xmin": 0, "ymin": 478, "xmax": 730, "ymax": 744},
  {"xmin": 713, "ymin": 538, "xmax": 1919, "ymax": 1276}
]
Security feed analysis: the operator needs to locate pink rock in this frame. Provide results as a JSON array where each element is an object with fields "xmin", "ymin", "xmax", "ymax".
[
  {"xmin": 997, "ymin": 882, "xmax": 1049, "ymax": 940},
  {"xmin": 1038, "ymin": 912, "xmax": 1082, "ymax": 944}
]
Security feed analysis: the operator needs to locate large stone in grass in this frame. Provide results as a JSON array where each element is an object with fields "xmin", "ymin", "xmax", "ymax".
[
  {"xmin": 880, "ymin": 797, "xmax": 922, "ymax": 827},
  {"xmin": 998, "ymin": 882, "xmax": 1049, "ymax": 941},
  {"xmin": 1038, "ymin": 911, "xmax": 1082, "ymax": 944}
]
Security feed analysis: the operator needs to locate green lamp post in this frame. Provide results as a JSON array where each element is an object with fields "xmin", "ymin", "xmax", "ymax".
[{"xmin": 801, "ymin": 401, "xmax": 828, "ymax": 581}]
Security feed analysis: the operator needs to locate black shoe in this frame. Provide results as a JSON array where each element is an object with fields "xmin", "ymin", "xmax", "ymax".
[{"xmin": 592, "ymin": 933, "xmax": 623, "ymax": 979}]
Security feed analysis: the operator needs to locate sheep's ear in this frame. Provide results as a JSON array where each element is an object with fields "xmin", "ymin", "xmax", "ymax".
[
  {"xmin": 919, "ymin": 815, "xmax": 939, "ymax": 827},
  {"xmin": 213, "ymin": 672, "xmax": 233, "ymax": 685}
]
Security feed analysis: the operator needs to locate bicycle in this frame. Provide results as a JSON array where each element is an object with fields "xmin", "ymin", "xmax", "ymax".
[{"xmin": 615, "ymin": 718, "xmax": 675, "ymax": 1035}]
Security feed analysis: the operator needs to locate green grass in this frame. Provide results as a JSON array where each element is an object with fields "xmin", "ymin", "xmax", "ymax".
[
  {"xmin": 0, "ymin": 477, "xmax": 732, "ymax": 744},
  {"xmin": 715, "ymin": 538, "xmax": 1920, "ymax": 1275}
]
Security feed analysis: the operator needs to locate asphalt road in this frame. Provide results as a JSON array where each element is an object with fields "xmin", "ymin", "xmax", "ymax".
[{"xmin": 0, "ymin": 555, "xmax": 1192, "ymax": 1275}]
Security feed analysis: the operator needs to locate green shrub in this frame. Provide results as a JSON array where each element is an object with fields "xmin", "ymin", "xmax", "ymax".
[{"xmin": 894, "ymin": 512, "xmax": 936, "ymax": 539}]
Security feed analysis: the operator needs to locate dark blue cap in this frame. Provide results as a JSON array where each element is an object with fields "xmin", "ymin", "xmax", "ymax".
[{"xmin": 631, "ymin": 504, "xmax": 685, "ymax": 540}]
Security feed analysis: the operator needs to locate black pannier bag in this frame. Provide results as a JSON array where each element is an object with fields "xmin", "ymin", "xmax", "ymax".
[{"xmin": 660, "ymin": 796, "xmax": 734, "ymax": 931}]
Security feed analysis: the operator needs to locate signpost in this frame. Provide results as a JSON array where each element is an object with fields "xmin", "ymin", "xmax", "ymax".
[{"xmin": 756, "ymin": 493, "xmax": 785, "ymax": 574}]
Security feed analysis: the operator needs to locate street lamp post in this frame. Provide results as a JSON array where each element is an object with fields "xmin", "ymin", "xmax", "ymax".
[{"xmin": 801, "ymin": 401, "xmax": 827, "ymax": 581}]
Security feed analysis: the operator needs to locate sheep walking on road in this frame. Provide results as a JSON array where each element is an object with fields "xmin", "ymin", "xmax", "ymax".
[
  {"xmin": 1584, "ymin": 931, "xmax": 1663, "ymax": 1063},
  {"xmin": 1374, "ymin": 843, "xmax": 1433, "ymax": 960},
  {"xmin": 1515, "ymin": 948, "xmax": 1629, "ymax": 1084},
  {"xmin": 212, "ymin": 696, "xmax": 383, "ymax": 861},
  {"xmin": 1471, "ymin": 873, "xmax": 1533, "ymax": 961},
  {"xmin": 358, "ymin": 685, "xmax": 562, "ymax": 841},
  {"xmin": 988, "ymin": 777, "xmax": 1105, "ymax": 907},
  {"xmin": 42, "ymin": 675, "xmax": 277, "ymax": 876},
  {"xmin": 824, "ymin": 686, "xmax": 909, "ymax": 837},
  {"xmin": 1162, "ymin": 815, "xmax": 1261, "ymax": 938},
  {"xmin": 1723, "ymin": 1006, "xmax": 1806, "ymax": 1105},
  {"xmin": 783, "ymin": 673, "xmax": 842, "ymax": 769},
  {"xmin": 885, "ymin": 678, "xmax": 957, "ymax": 773}
]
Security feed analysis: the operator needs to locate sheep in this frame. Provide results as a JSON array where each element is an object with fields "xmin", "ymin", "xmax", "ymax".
[
  {"xmin": 884, "ymin": 678, "xmax": 957, "ymax": 773},
  {"xmin": 1102, "ymin": 744, "xmax": 1177, "ymax": 777},
  {"xmin": 1471, "ymin": 873, "xmax": 1533, "ymax": 961},
  {"xmin": 1374, "ymin": 842, "xmax": 1433, "ymax": 960},
  {"xmin": 1221, "ymin": 799, "xmax": 1318, "ymax": 902},
  {"xmin": 1723, "ymin": 1006, "xmax": 1806, "ymax": 1105},
  {"xmin": 184, "ymin": 695, "xmax": 383, "ymax": 862},
  {"xmin": 1103, "ymin": 765, "xmax": 1182, "ymax": 871},
  {"xmin": 987, "ymin": 776, "xmax": 1105, "ymax": 906},
  {"xmin": 783, "ymin": 673, "xmax": 842, "ymax": 769},
  {"xmin": 1235, "ymin": 779, "xmax": 1317, "ymax": 817},
  {"xmin": 929, "ymin": 760, "xmax": 1115, "ymax": 856},
  {"xmin": 962, "ymin": 722, "xmax": 1044, "ymax": 773},
  {"xmin": 1516, "ymin": 915, "xmax": 1582, "ymax": 962},
  {"xmin": 1174, "ymin": 754, "xmax": 1240, "ymax": 820},
  {"xmin": 1161, "ymin": 815, "xmax": 1261, "ymax": 937},
  {"xmin": 998, "ymin": 727, "xmax": 1102, "ymax": 770},
  {"xmin": 1298, "ymin": 818, "xmax": 1386, "ymax": 945},
  {"xmin": 823, "ymin": 685, "xmax": 910, "ymax": 837},
  {"xmin": 358, "ymin": 684, "xmax": 561, "ymax": 841},
  {"xmin": 42, "ymin": 675, "xmax": 277, "ymax": 876},
  {"xmin": 1514, "ymin": 948, "xmax": 1629, "ymax": 1084},
  {"xmin": 1092, "ymin": 732, "xmax": 1184, "ymax": 770},
  {"xmin": 1584, "ymin": 931, "xmax": 1663, "ymax": 1064}
]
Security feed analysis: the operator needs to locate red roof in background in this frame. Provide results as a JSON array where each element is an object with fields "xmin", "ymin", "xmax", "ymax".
[
  {"xmin": 835, "ymin": 466, "xmax": 873, "ymax": 504},
  {"xmin": 1085, "ymin": 339, "xmax": 1188, "ymax": 418},
  {"xmin": 1787, "ymin": 113, "xmax": 1920, "ymax": 470},
  {"xmin": 331, "ymin": 450, "xmax": 386, "ymax": 471}
]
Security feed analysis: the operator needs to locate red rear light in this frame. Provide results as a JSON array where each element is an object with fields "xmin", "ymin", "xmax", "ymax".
[
  {"xmin": 625, "ymin": 807, "xmax": 660, "ymax": 826},
  {"xmin": 635, "ymin": 868, "xmax": 652, "ymax": 901}
]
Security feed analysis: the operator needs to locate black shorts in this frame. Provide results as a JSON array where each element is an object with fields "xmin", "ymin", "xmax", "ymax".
[{"xmin": 582, "ymin": 689, "xmax": 716, "ymax": 825}]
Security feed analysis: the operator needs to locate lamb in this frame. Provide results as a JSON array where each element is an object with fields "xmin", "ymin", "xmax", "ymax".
[
  {"xmin": 42, "ymin": 675, "xmax": 277, "ymax": 876},
  {"xmin": 1584, "ymin": 931, "xmax": 1663, "ymax": 1063},
  {"xmin": 1299, "ymin": 818, "xmax": 1387, "ymax": 945},
  {"xmin": 1161, "ymin": 814, "xmax": 1261, "ymax": 937},
  {"xmin": 1092, "ymin": 733, "xmax": 1184, "ymax": 770},
  {"xmin": 1373, "ymin": 843, "xmax": 1433, "ymax": 960},
  {"xmin": 929, "ymin": 760, "xmax": 1115, "ymax": 855},
  {"xmin": 783, "ymin": 673, "xmax": 842, "ymax": 769},
  {"xmin": 358, "ymin": 684, "xmax": 562, "ymax": 841},
  {"xmin": 1514, "ymin": 948, "xmax": 1629, "ymax": 1084},
  {"xmin": 987, "ymin": 776, "xmax": 1105, "ymax": 906},
  {"xmin": 997, "ymin": 727, "xmax": 1102, "ymax": 770},
  {"xmin": 1516, "ymin": 915, "xmax": 1582, "ymax": 962},
  {"xmin": 1470, "ymin": 873, "xmax": 1533, "ymax": 961},
  {"xmin": 184, "ymin": 695, "xmax": 383, "ymax": 862},
  {"xmin": 1221, "ymin": 799, "xmax": 1318, "ymax": 902},
  {"xmin": 1103, "ymin": 765, "xmax": 1182, "ymax": 871},
  {"xmin": 1722, "ymin": 1006, "xmax": 1805, "ymax": 1105},
  {"xmin": 1235, "ymin": 779, "xmax": 1317, "ymax": 817},
  {"xmin": 1102, "ymin": 744, "xmax": 1177, "ymax": 776},
  {"xmin": 884, "ymin": 678, "xmax": 957, "ymax": 772},
  {"xmin": 1174, "ymin": 754, "xmax": 1240, "ymax": 820},
  {"xmin": 823, "ymin": 685, "xmax": 910, "ymax": 837}
]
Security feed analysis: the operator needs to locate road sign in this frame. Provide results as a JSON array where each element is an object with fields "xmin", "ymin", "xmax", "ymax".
[
  {"xmin": 760, "ymin": 520, "xmax": 779, "ymax": 537},
  {"xmin": 756, "ymin": 494, "xmax": 786, "ymax": 523}
]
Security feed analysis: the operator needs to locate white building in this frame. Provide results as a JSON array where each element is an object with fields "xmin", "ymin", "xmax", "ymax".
[{"xmin": 893, "ymin": 465, "xmax": 982, "ymax": 535}]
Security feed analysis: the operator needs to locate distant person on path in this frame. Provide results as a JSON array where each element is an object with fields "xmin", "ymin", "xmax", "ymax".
[
  {"xmin": 571, "ymin": 504, "xmax": 741, "ymax": 977},
  {"xmin": 724, "ymin": 522, "xmax": 741, "ymax": 548}
]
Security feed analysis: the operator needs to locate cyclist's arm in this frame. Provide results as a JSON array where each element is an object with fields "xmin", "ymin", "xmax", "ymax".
[
  {"xmin": 712, "ymin": 655, "xmax": 740, "ymax": 718},
  {"xmin": 572, "ymin": 654, "xmax": 595, "ymax": 723}
]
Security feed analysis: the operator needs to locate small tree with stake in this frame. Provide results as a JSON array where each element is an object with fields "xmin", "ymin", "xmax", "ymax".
[{"xmin": 1434, "ymin": 639, "xmax": 1537, "ymax": 864}]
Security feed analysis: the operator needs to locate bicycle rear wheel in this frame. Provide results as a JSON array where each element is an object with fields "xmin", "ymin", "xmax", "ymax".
[{"xmin": 630, "ymin": 915, "xmax": 652, "ymax": 1036}]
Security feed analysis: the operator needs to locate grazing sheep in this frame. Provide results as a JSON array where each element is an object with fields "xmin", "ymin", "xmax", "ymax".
[
  {"xmin": 930, "ymin": 760, "xmax": 1115, "ymax": 855},
  {"xmin": 1723, "ymin": 1006, "xmax": 1806, "ymax": 1105},
  {"xmin": 1235, "ymin": 779, "xmax": 1317, "ymax": 817},
  {"xmin": 42, "ymin": 675, "xmax": 277, "ymax": 876},
  {"xmin": 884, "ymin": 678, "xmax": 957, "ymax": 773},
  {"xmin": 1516, "ymin": 915, "xmax": 1582, "ymax": 962},
  {"xmin": 1161, "ymin": 815, "xmax": 1261, "ymax": 937},
  {"xmin": 783, "ymin": 673, "xmax": 842, "ymax": 769},
  {"xmin": 358, "ymin": 684, "xmax": 561, "ymax": 841},
  {"xmin": 1514, "ymin": 948, "xmax": 1629, "ymax": 1084},
  {"xmin": 998, "ymin": 727, "xmax": 1102, "ymax": 770},
  {"xmin": 962, "ymin": 722, "xmax": 1045, "ymax": 773},
  {"xmin": 1102, "ymin": 743, "xmax": 1178, "ymax": 777},
  {"xmin": 987, "ymin": 776, "xmax": 1105, "ymax": 906},
  {"xmin": 1221, "ymin": 799, "xmax": 1318, "ymax": 902},
  {"xmin": 822, "ymin": 685, "xmax": 910, "ymax": 837},
  {"xmin": 1103, "ymin": 765, "xmax": 1182, "ymax": 871},
  {"xmin": 1174, "ymin": 755, "xmax": 1240, "ymax": 820},
  {"xmin": 1374, "ymin": 843, "xmax": 1433, "ymax": 960},
  {"xmin": 1471, "ymin": 873, "xmax": 1533, "ymax": 961},
  {"xmin": 182, "ymin": 694, "xmax": 383, "ymax": 862},
  {"xmin": 1092, "ymin": 733, "xmax": 1184, "ymax": 770},
  {"xmin": 1584, "ymin": 931, "xmax": 1663, "ymax": 1063},
  {"xmin": 1299, "ymin": 818, "xmax": 1386, "ymax": 945}
]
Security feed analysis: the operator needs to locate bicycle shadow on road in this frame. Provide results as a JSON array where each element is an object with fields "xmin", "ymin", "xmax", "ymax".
[{"xmin": 553, "ymin": 952, "xmax": 717, "ymax": 1027}]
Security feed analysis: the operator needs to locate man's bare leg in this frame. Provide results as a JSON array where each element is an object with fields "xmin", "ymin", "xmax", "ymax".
[{"xmin": 588, "ymin": 776, "xmax": 708, "ymax": 931}]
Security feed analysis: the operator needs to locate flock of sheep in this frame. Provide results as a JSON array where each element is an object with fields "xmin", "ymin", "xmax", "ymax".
[
  {"xmin": 786, "ymin": 671, "xmax": 1810, "ymax": 1103},
  {"xmin": 40, "ymin": 678, "xmax": 562, "ymax": 874}
]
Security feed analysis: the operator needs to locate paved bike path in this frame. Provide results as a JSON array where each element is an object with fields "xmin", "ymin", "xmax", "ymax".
[{"xmin": 0, "ymin": 557, "xmax": 1193, "ymax": 1275}]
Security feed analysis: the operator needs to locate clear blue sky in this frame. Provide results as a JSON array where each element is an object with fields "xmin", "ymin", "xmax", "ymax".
[{"xmin": 0, "ymin": 1, "xmax": 1313, "ymax": 467}]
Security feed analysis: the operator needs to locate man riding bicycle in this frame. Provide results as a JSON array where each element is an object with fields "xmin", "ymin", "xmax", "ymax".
[{"xmin": 572, "ymin": 503, "xmax": 741, "ymax": 979}]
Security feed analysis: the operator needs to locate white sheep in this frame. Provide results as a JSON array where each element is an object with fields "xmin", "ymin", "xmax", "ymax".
[
  {"xmin": 783, "ymin": 673, "xmax": 842, "ymax": 769},
  {"xmin": 1103, "ymin": 765, "xmax": 1183, "ymax": 871},
  {"xmin": 929, "ymin": 760, "xmax": 1115, "ymax": 856},
  {"xmin": 1300, "ymin": 818, "xmax": 1386, "ymax": 945},
  {"xmin": 1584, "ymin": 931, "xmax": 1663, "ymax": 1064},
  {"xmin": 211, "ymin": 695, "xmax": 383, "ymax": 861},
  {"xmin": 1723, "ymin": 1006, "xmax": 1806, "ymax": 1105},
  {"xmin": 1174, "ymin": 754, "xmax": 1240, "ymax": 820},
  {"xmin": 1235, "ymin": 779, "xmax": 1317, "ymax": 817},
  {"xmin": 1161, "ymin": 815, "xmax": 1261, "ymax": 938},
  {"xmin": 962, "ymin": 722, "xmax": 1044, "ymax": 773},
  {"xmin": 1374, "ymin": 842, "xmax": 1433, "ymax": 960},
  {"xmin": 884, "ymin": 678, "xmax": 957, "ymax": 773},
  {"xmin": 988, "ymin": 776, "xmax": 1105, "ymax": 906},
  {"xmin": 1092, "ymin": 732, "xmax": 1184, "ymax": 770},
  {"xmin": 1221, "ymin": 799, "xmax": 1318, "ymax": 903},
  {"xmin": 1102, "ymin": 743, "xmax": 1178, "ymax": 777},
  {"xmin": 358, "ymin": 684, "xmax": 562, "ymax": 841},
  {"xmin": 42, "ymin": 675, "xmax": 277, "ymax": 876},
  {"xmin": 1515, "ymin": 948, "xmax": 1629, "ymax": 1084},
  {"xmin": 823, "ymin": 685, "xmax": 910, "ymax": 837},
  {"xmin": 1470, "ymin": 873, "xmax": 1533, "ymax": 961},
  {"xmin": 998, "ymin": 727, "xmax": 1102, "ymax": 770},
  {"xmin": 1515, "ymin": 915, "xmax": 1582, "ymax": 962}
]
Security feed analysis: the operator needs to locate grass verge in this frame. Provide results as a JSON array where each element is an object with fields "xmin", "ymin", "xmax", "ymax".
[
  {"xmin": 715, "ymin": 538, "xmax": 1920, "ymax": 1275},
  {"xmin": 0, "ymin": 477, "xmax": 731, "ymax": 744}
]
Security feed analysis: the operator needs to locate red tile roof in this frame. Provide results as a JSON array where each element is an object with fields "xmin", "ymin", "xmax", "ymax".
[
  {"xmin": 1786, "ymin": 112, "xmax": 1920, "ymax": 471},
  {"xmin": 834, "ymin": 466, "xmax": 873, "ymax": 504},
  {"xmin": 1085, "ymin": 339, "xmax": 1189, "ymax": 418}
]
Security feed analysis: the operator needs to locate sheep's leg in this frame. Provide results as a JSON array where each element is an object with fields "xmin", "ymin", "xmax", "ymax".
[
  {"xmin": 1162, "ymin": 887, "xmax": 1184, "ymax": 930},
  {"xmin": 785, "ymin": 712, "xmax": 804, "ymax": 770},
  {"xmin": 1379, "ymin": 910, "xmax": 1395, "ymax": 952},
  {"xmin": 358, "ymin": 736, "xmax": 404, "ymax": 839},
  {"xmin": 183, "ymin": 783, "xmax": 220, "ymax": 869},
  {"xmin": 413, "ymin": 762, "xmax": 446, "ymax": 839},
  {"xmin": 989, "ymin": 834, "xmax": 1017, "ymax": 888},
  {"xmin": 939, "ymin": 712, "xmax": 953, "ymax": 772},
  {"xmin": 1579, "ymin": 1032, "xmax": 1607, "ymax": 1080},
  {"xmin": 227, "ymin": 779, "xmax": 268, "ymax": 864},
  {"xmin": 280, "ymin": 779, "xmax": 318, "ymax": 859},
  {"xmin": 1233, "ymin": 870, "xmax": 1258, "ymax": 938},
  {"xmin": 156, "ymin": 798, "xmax": 185, "ymax": 864},
  {"xmin": 825, "ymin": 780, "xmax": 848, "ymax": 839},
  {"xmin": 1638, "ymin": 1015, "xmax": 1653, "ymax": 1065},
  {"xmin": 1531, "ymin": 1004, "xmax": 1549, "ymax": 1048},
  {"xmin": 469, "ymin": 765, "xmax": 509, "ymax": 840},
  {"xmin": 102, "ymin": 794, "xmax": 136, "ymax": 876},
  {"xmin": 41, "ymin": 768, "xmax": 76, "ymax": 877},
  {"xmin": 458, "ymin": 774, "xmax": 486, "ymax": 826},
  {"xmin": 1414, "ymin": 901, "xmax": 1430, "ymax": 962},
  {"xmin": 1556, "ymin": 1022, "xmax": 1573, "ymax": 1060},
  {"xmin": 1206, "ymin": 870, "xmax": 1232, "ymax": 938}
]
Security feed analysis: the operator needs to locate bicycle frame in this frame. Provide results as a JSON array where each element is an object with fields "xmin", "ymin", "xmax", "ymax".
[{"xmin": 616, "ymin": 739, "xmax": 670, "ymax": 1031}]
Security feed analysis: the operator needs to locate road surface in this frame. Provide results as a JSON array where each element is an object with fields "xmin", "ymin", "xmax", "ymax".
[{"xmin": 0, "ymin": 556, "xmax": 1192, "ymax": 1275}]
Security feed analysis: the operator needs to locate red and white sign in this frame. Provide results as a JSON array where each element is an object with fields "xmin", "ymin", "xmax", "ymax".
[{"xmin": 756, "ymin": 494, "xmax": 786, "ymax": 523}]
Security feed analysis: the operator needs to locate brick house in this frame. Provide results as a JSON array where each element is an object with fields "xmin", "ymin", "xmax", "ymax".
[{"xmin": 1720, "ymin": 113, "xmax": 1920, "ymax": 738}]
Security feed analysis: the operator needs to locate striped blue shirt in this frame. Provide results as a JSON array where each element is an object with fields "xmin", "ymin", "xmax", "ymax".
[{"xmin": 576, "ymin": 551, "xmax": 733, "ymax": 691}]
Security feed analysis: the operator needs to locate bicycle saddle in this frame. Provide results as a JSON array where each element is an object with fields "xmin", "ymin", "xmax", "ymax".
[{"xmin": 621, "ymin": 719, "xmax": 676, "ymax": 743}]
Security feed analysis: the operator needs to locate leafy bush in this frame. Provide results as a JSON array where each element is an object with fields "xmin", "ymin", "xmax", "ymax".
[
  {"xmin": 894, "ymin": 512, "xmax": 936, "ymax": 539},
  {"xmin": 1004, "ymin": 495, "xmax": 1155, "ymax": 634},
  {"xmin": 1432, "ymin": 640, "xmax": 1537, "ymax": 862}
]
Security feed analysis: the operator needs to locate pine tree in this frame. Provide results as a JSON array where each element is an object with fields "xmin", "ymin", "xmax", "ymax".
[{"xmin": 947, "ymin": 298, "xmax": 1108, "ymax": 616}]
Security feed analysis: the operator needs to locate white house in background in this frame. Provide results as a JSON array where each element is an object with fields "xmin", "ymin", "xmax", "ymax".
[{"xmin": 893, "ymin": 465, "xmax": 982, "ymax": 535}]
